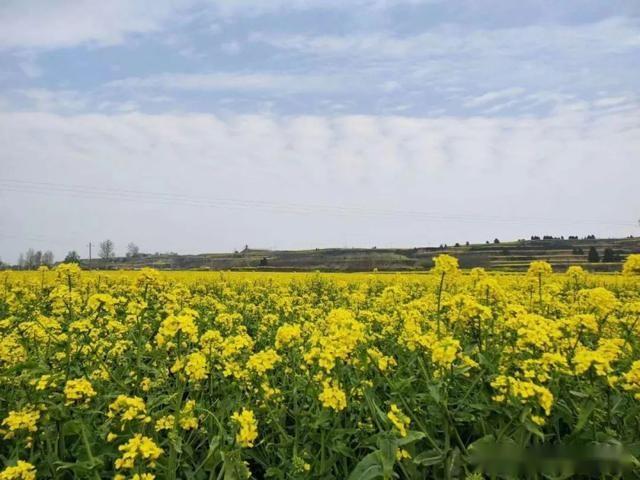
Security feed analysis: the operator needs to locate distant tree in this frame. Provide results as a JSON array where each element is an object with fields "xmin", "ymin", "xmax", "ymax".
[
  {"xmin": 126, "ymin": 242, "xmax": 140, "ymax": 258},
  {"xmin": 17, "ymin": 253, "xmax": 25, "ymax": 269},
  {"xmin": 602, "ymin": 248, "xmax": 617, "ymax": 263},
  {"xmin": 465, "ymin": 241, "xmax": 470, "ymax": 246},
  {"xmin": 99, "ymin": 240, "xmax": 115, "ymax": 260},
  {"xmin": 64, "ymin": 251, "xmax": 81, "ymax": 263},
  {"xmin": 42, "ymin": 250, "xmax": 54, "ymax": 267},
  {"xmin": 494, "ymin": 238, "xmax": 500, "ymax": 244},
  {"xmin": 259, "ymin": 257, "xmax": 268, "ymax": 266},
  {"xmin": 24, "ymin": 249, "xmax": 43, "ymax": 269},
  {"xmin": 588, "ymin": 246, "xmax": 600, "ymax": 263},
  {"xmin": 24, "ymin": 248, "xmax": 36, "ymax": 269},
  {"xmin": 454, "ymin": 243, "xmax": 460, "ymax": 248}
]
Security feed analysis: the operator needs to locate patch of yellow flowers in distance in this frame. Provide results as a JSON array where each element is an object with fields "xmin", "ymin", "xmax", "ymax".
[{"xmin": 0, "ymin": 255, "xmax": 639, "ymax": 479}]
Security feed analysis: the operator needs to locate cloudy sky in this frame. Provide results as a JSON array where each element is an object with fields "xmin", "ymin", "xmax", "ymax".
[{"xmin": 1, "ymin": 0, "xmax": 639, "ymax": 262}]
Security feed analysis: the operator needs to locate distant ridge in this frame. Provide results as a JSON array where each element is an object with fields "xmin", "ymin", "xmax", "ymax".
[{"xmin": 80, "ymin": 236, "xmax": 640, "ymax": 272}]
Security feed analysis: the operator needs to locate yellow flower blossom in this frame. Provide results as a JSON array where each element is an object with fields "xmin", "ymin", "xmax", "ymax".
[
  {"xmin": 0, "ymin": 461, "xmax": 36, "ymax": 480},
  {"xmin": 387, "ymin": 403, "xmax": 410, "ymax": 437},
  {"xmin": 64, "ymin": 378, "xmax": 96, "ymax": 405},
  {"xmin": 318, "ymin": 380, "xmax": 347, "ymax": 412},
  {"xmin": 115, "ymin": 434, "xmax": 163, "ymax": 471},
  {"xmin": 1, "ymin": 406, "xmax": 40, "ymax": 440},
  {"xmin": 231, "ymin": 408, "xmax": 259, "ymax": 447}
]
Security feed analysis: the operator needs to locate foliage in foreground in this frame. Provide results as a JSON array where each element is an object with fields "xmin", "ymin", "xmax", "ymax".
[{"xmin": 1, "ymin": 256, "xmax": 640, "ymax": 479}]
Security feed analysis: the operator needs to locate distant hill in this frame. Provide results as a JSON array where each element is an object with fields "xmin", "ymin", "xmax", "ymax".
[{"xmin": 83, "ymin": 236, "xmax": 640, "ymax": 272}]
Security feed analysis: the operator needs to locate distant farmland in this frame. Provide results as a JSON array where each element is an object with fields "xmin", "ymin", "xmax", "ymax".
[{"xmin": 83, "ymin": 236, "xmax": 640, "ymax": 272}]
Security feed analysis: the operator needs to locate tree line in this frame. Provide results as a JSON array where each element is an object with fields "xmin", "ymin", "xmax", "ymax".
[
  {"xmin": 16, "ymin": 249, "xmax": 55, "ymax": 269},
  {"xmin": 12, "ymin": 241, "xmax": 141, "ymax": 269}
]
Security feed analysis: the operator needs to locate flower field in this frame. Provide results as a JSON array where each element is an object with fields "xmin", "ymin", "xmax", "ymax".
[{"xmin": 2, "ymin": 255, "xmax": 640, "ymax": 479}]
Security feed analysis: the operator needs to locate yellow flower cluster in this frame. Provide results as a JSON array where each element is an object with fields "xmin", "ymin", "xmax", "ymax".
[
  {"xmin": 622, "ymin": 254, "xmax": 640, "ymax": 275},
  {"xmin": 622, "ymin": 360, "xmax": 640, "ymax": 399},
  {"xmin": 155, "ymin": 309, "xmax": 199, "ymax": 348},
  {"xmin": 573, "ymin": 338, "xmax": 626, "ymax": 377},
  {"xmin": 491, "ymin": 375, "xmax": 554, "ymax": 416},
  {"xmin": 115, "ymin": 434, "xmax": 163, "ymax": 470},
  {"xmin": 432, "ymin": 254, "xmax": 459, "ymax": 276},
  {"xmin": 108, "ymin": 395, "xmax": 149, "ymax": 426},
  {"xmin": 387, "ymin": 403, "xmax": 410, "ymax": 437},
  {"xmin": 1, "ymin": 406, "xmax": 40, "ymax": 441},
  {"xmin": 0, "ymin": 461, "xmax": 36, "ymax": 480},
  {"xmin": 184, "ymin": 351, "xmax": 209, "ymax": 382},
  {"xmin": 304, "ymin": 308, "xmax": 365, "ymax": 371},
  {"xmin": 275, "ymin": 323, "xmax": 302, "ymax": 349},
  {"xmin": 64, "ymin": 378, "xmax": 96, "ymax": 405},
  {"xmin": 430, "ymin": 336, "xmax": 460, "ymax": 368},
  {"xmin": 231, "ymin": 408, "xmax": 259, "ymax": 447},
  {"xmin": 318, "ymin": 379, "xmax": 347, "ymax": 412},
  {"xmin": 246, "ymin": 348, "xmax": 281, "ymax": 375}
]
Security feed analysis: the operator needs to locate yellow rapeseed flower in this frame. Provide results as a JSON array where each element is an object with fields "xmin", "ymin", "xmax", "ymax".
[
  {"xmin": 387, "ymin": 403, "xmax": 410, "ymax": 437},
  {"xmin": 64, "ymin": 378, "xmax": 96, "ymax": 406},
  {"xmin": 231, "ymin": 408, "xmax": 259, "ymax": 447},
  {"xmin": 0, "ymin": 461, "xmax": 36, "ymax": 480}
]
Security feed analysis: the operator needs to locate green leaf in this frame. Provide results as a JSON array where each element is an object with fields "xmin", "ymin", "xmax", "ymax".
[
  {"xmin": 427, "ymin": 385, "xmax": 442, "ymax": 404},
  {"xmin": 574, "ymin": 401, "xmax": 596, "ymax": 433},
  {"xmin": 331, "ymin": 441, "xmax": 355, "ymax": 457},
  {"xmin": 222, "ymin": 450, "xmax": 250, "ymax": 480},
  {"xmin": 347, "ymin": 452, "xmax": 384, "ymax": 480},
  {"xmin": 523, "ymin": 418, "xmax": 544, "ymax": 440},
  {"xmin": 396, "ymin": 431, "xmax": 426, "ymax": 446},
  {"xmin": 265, "ymin": 467, "xmax": 285, "ymax": 479},
  {"xmin": 467, "ymin": 434, "xmax": 495, "ymax": 452},
  {"xmin": 413, "ymin": 449, "xmax": 443, "ymax": 466},
  {"xmin": 61, "ymin": 419, "xmax": 82, "ymax": 436},
  {"xmin": 569, "ymin": 390, "xmax": 589, "ymax": 399},
  {"xmin": 377, "ymin": 436, "xmax": 396, "ymax": 478}
]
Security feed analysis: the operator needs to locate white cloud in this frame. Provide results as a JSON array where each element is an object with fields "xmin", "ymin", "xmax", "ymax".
[
  {"xmin": 209, "ymin": 0, "xmax": 438, "ymax": 17},
  {"xmin": 220, "ymin": 41, "xmax": 242, "ymax": 55},
  {"xmin": 0, "ymin": 0, "xmax": 192, "ymax": 50},
  {"xmin": 14, "ymin": 89, "xmax": 88, "ymax": 112},
  {"xmin": 107, "ymin": 72, "xmax": 349, "ymax": 93},
  {"xmin": 464, "ymin": 88, "xmax": 526, "ymax": 108},
  {"xmin": 1, "ymin": 105, "xmax": 638, "ymax": 262},
  {"xmin": 593, "ymin": 96, "xmax": 630, "ymax": 108},
  {"xmin": 250, "ymin": 17, "xmax": 640, "ymax": 58},
  {"xmin": 0, "ymin": 0, "xmax": 439, "ymax": 50}
]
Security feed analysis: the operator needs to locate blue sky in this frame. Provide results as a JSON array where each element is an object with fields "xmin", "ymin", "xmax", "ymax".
[{"xmin": 1, "ymin": 0, "xmax": 639, "ymax": 261}]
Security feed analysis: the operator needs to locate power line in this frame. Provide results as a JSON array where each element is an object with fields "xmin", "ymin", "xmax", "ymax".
[{"xmin": 0, "ymin": 177, "xmax": 636, "ymax": 228}]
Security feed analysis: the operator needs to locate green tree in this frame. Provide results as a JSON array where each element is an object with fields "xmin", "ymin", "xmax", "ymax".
[
  {"xmin": 64, "ymin": 251, "xmax": 81, "ymax": 263},
  {"xmin": 587, "ymin": 246, "xmax": 600, "ymax": 263},
  {"xmin": 602, "ymin": 248, "xmax": 616, "ymax": 262}
]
